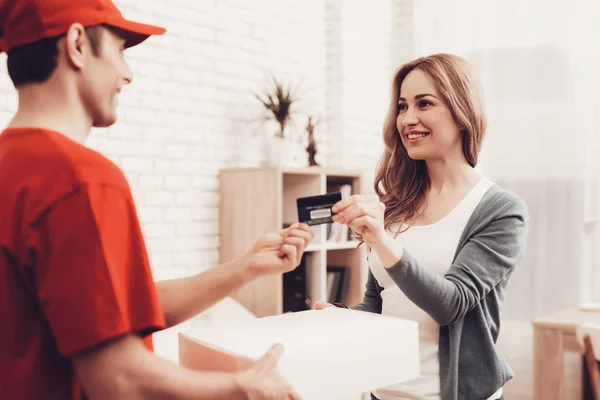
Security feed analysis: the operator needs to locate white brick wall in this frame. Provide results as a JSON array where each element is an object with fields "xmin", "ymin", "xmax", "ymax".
[
  {"xmin": 326, "ymin": 0, "xmax": 413, "ymax": 176},
  {"xmin": 0, "ymin": 0, "xmax": 412, "ymax": 281}
]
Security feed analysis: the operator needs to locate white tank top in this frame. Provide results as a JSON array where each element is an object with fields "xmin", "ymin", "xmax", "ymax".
[{"xmin": 370, "ymin": 178, "xmax": 502, "ymax": 400}]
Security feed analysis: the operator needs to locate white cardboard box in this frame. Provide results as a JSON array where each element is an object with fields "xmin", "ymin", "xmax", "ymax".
[{"xmin": 179, "ymin": 308, "xmax": 420, "ymax": 399}]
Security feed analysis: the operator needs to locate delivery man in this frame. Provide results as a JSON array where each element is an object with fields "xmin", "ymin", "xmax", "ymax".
[{"xmin": 0, "ymin": 0, "xmax": 312, "ymax": 399}]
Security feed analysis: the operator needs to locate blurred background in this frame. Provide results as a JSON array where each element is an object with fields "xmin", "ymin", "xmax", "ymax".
[{"xmin": 2, "ymin": 0, "xmax": 600, "ymax": 398}]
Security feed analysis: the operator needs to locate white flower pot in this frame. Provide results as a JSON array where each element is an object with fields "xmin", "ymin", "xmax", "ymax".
[{"xmin": 267, "ymin": 137, "xmax": 300, "ymax": 167}]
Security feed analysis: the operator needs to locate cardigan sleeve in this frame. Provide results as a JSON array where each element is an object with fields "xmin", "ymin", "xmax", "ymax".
[
  {"xmin": 384, "ymin": 198, "xmax": 528, "ymax": 326},
  {"xmin": 347, "ymin": 268, "xmax": 383, "ymax": 314}
]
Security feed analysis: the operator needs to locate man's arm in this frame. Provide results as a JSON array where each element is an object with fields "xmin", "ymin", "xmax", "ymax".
[
  {"xmin": 73, "ymin": 334, "xmax": 300, "ymax": 400},
  {"xmin": 73, "ymin": 335, "xmax": 243, "ymax": 399},
  {"xmin": 157, "ymin": 224, "xmax": 313, "ymax": 328},
  {"xmin": 156, "ymin": 255, "xmax": 253, "ymax": 328},
  {"xmin": 70, "ymin": 221, "xmax": 308, "ymax": 400}
]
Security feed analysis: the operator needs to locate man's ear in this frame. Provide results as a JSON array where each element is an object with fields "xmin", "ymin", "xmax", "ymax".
[{"xmin": 63, "ymin": 23, "xmax": 89, "ymax": 70}]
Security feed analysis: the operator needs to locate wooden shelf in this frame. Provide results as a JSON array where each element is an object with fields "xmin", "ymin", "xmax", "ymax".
[
  {"xmin": 219, "ymin": 167, "xmax": 367, "ymax": 317},
  {"xmin": 281, "ymin": 166, "xmax": 363, "ymax": 177},
  {"xmin": 305, "ymin": 241, "xmax": 361, "ymax": 252},
  {"xmin": 220, "ymin": 165, "xmax": 363, "ymax": 178}
]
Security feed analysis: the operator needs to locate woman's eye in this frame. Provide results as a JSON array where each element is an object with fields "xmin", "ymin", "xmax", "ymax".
[
  {"xmin": 419, "ymin": 100, "xmax": 432, "ymax": 108},
  {"xmin": 398, "ymin": 103, "xmax": 407, "ymax": 111}
]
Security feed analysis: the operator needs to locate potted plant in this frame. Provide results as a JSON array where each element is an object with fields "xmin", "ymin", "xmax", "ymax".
[{"xmin": 254, "ymin": 77, "xmax": 300, "ymax": 166}]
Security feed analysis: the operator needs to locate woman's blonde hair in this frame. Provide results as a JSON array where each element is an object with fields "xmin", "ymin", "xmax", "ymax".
[{"xmin": 375, "ymin": 53, "xmax": 487, "ymax": 232}]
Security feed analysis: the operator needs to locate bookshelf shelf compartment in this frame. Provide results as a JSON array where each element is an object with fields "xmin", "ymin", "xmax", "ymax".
[{"xmin": 219, "ymin": 167, "xmax": 368, "ymax": 317}]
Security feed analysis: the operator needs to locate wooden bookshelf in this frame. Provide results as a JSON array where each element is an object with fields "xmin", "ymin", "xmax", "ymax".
[{"xmin": 219, "ymin": 167, "xmax": 368, "ymax": 317}]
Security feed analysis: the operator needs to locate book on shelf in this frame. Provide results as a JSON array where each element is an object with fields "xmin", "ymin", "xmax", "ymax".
[
  {"xmin": 327, "ymin": 183, "xmax": 352, "ymax": 243},
  {"xmin": 326, "ymin": 266, "xmax": 349, "ymax": 304}
]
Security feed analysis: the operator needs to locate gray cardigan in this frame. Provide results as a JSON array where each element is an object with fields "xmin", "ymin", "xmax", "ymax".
[{"xmin": 348, "ymin": 183, "xmax": 529, "ymax": 400}]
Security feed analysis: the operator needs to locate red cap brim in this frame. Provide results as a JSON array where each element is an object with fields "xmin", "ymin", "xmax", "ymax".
[{"xmin": 105, "ymin": 19, "xmax": 166, "ymax": 49}]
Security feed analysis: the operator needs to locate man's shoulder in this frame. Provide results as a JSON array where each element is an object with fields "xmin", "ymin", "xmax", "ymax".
[
  {"xmin": 1, "ymin": 127, "xmax": 128, "ymax": 189},
  {"xmin": 0, "ymin": 128, "xmax": 132, "ymax": 219}
]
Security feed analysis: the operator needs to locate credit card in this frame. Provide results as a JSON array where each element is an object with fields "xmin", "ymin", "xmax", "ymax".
[{"xmin": 296, "ymin": 192, "xmax": 342, "ymax": 226}]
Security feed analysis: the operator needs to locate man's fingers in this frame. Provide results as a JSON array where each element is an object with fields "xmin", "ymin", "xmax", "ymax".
[
  {"xmin": 254, "ymin": 344, "xmax": 284, "ymax": 375},
  {"xmin": 287, "ymin": 384, "xmax": 304, "ymax": 400},
  {"xmin": 296, "ymin": 223, "xmax": 313, "ymax": 236},
  {"xmin": 284, "ymin": 237, "xmax": 306, "ymax": 265},
  {"xmin": 279, "ymin": 223, "xmax": 300, "ymax": 237},
  {"xmin": 279, "ymin": 243, "xmax": 298, "ymax": 266},
  {"xmin": 280, "ymin": 243, "xmax": 297, "ymax": 258},
  {"xmin": 285, "ymin": 228, "xmax": 313, "ymax": 242},
  {"xmin": 283, "ymin": 236, "xmax": 306, "ymax": 255},
  {"xmin": 255, "ymin": 233, "xmax": 284, "ymax": 252},
  {"xmin": 281, "ymin": 224, "xmax": 313, "ymax": 244}
]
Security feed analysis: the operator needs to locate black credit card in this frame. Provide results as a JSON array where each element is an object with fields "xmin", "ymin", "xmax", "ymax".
[{"xmin": 296, "ymin": 192, "xmax": 342, "ymax": 226}]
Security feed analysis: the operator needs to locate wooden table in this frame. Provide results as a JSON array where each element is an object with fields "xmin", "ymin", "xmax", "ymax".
[{"xmin": 533, "ymin": 307, "xmax": 600, "ymax": 399}]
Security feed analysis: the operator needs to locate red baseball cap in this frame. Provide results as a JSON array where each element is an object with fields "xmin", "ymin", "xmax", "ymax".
[{"xmin": 0, "ymin": 0, "xmax": 166, "ymax": 53}]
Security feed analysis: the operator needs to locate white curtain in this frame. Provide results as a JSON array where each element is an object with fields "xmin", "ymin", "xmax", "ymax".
[{"xmin": 411, "ymin": 0, "xmax": 600, "ymax": 320}]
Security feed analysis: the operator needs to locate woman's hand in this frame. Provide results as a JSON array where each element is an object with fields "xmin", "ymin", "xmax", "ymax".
[
  {"xmin": 331, "ymin": 194, "xmax": 386, "ymax": 246},
  {"xmin": 314, "ymin": 301, "xmax": 336, "ymax": 310},
  {"xmin": 332, "ymin": 195, "xmax": 404, "ymax": 267}
]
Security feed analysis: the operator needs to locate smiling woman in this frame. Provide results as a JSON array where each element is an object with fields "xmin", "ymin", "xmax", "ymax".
[{"xmin": 317, "ymin": 53, "xmax": 529, "ymax": 400}]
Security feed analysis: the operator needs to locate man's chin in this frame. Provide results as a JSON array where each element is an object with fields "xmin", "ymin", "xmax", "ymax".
[{"xmin": 93, "ymin": 115, "xmax": 118, "ymax": 128}]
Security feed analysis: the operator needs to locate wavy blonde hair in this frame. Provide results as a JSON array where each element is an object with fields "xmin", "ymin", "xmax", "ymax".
[{"xmin": 375, "ymin": 53, "xmax": 487, "ymax": 232}]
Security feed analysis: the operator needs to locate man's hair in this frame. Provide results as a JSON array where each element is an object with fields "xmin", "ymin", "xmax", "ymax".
[{"xmin": 6, "ymin": 25, "xmax": 103, "ymax": 88}]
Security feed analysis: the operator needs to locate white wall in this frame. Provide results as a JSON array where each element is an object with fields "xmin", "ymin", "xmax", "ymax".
[
  {"xmin": 327, "ymin": 0, "xmax": 412, "ymax": 172},
  {"xmin": 0, "ymin": 0, "xmax": 412, "ymax": 280}
]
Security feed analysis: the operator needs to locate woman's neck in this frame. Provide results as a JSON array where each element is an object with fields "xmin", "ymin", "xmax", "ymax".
[{"xmin": 426, "ymin": 156, "xmax": 481, "ymax": 194}]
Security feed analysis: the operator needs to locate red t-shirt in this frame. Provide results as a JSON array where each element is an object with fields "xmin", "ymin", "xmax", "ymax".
[{"xmin": 0, "ymin": 128, "xmax": 166, "ymax": 399}]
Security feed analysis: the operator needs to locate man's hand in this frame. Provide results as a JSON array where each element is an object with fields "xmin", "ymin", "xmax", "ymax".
[
  {"xmin": 235, "ymin": 344, "xmax": 302, "ymax": 400},
  {"xmin": 155, "ymin": 224, "xmax": 312, "ymax": 329},
  {"xmin": 247, "ymin": 224, "xmax": 313, "ymax": 278}
]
